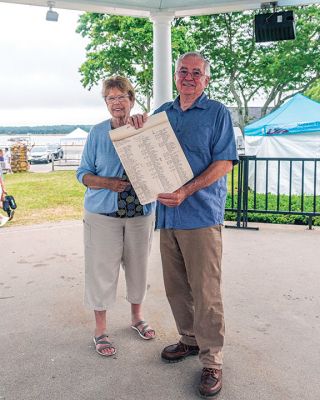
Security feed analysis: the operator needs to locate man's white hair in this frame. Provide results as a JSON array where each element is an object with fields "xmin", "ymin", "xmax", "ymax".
[{"xmin": 175, "ymin": 52, "xmax": 211, "ymax": 77}]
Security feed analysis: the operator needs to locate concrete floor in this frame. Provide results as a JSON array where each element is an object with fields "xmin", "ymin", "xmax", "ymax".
[{"xmin": 0, "ymin": 221, "xmax": 319, "ymax": 400}]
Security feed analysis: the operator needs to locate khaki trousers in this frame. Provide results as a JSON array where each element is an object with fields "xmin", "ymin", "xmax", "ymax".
[
  {"xmin": 84, "ymin": 210, "xmax": 155, "ymax": 310},
  {"xmin": 160, "ymin": 226, "xmax": 224, "ymax": 369}
]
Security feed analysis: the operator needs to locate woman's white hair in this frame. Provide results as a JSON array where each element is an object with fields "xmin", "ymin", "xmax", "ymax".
[{"xmin": 175, "ymin": 52, "xmax": 211, "ymax": 77}]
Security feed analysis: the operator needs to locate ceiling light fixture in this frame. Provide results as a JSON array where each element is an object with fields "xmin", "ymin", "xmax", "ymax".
[{"xmin": 46, "ymin": 1, "xmax": 59, "ymax": 22}]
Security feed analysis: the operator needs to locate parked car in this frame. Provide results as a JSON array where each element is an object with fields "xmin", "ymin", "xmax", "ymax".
[
  {"xmin": 28, "ymin": 146, "xmax": 54, "ymax": 164},
  {"xmin": 47, "ymin": 143, "xmax": 64, "ymax": 160}
]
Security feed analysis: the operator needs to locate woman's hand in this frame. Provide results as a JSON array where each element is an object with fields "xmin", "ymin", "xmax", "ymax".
[
  {"xmin": 106, "ymin": 177, "xmax": 130, "ymax": 193},
  {"xmin": 83, "ymin": 174, "xmax": 129, "ymax": 192}
]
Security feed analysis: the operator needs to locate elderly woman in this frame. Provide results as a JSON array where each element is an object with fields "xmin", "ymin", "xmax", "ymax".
[{"xmin": 77, "ymin": 76, "xmax": 156, "ymax": 357}]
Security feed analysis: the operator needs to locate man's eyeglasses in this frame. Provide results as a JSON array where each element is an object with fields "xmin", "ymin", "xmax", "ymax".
[
  {"xmin": 104, "ymin": 94, "xmax": 130, "ymax": 104},
  {"xmin": 177, "ymin": 69, "xmax": 205, "ymax": 80}
]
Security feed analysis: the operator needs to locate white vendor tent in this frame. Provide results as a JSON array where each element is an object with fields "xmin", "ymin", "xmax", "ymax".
[
  {"xmin": 60, "ymin": 128, "xmax": 88, "ymax": 145},
  {"xmin": 234, "ymin": 127, "xmax": 245, "ymax": 155},
  {"xmin": 60, "ymin": 128, "xmax": 89, "ymax": 161},
  {"xmin": 244, "ymin": 94, "xmax": 320, "ymax": 195}
]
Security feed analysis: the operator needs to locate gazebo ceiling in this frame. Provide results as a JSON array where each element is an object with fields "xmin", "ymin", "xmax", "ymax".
[{"xmin": 0, "ymin": 0, "xmax": 318, "ymax": 17}]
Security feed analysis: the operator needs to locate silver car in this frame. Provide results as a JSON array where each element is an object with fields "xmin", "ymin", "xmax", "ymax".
[{"xmin": 28, "ymin": 146, "xmax": 54, "ymax": 164}]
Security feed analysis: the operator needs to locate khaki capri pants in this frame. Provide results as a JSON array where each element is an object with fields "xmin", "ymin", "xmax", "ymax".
[{"xmin": 83, "ymin": 210, "xmax": 155, "ymax": 310}]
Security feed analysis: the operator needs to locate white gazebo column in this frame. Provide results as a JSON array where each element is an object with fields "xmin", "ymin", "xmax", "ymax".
[{"xmin": 150, "ymin": 13, "xmax": 174, "ymax": 110}]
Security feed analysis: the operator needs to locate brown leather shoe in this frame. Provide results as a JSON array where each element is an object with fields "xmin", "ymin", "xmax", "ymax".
[
  {"xmin": 198, "ymin": 368, "xmax": 222, "ymax": 398},
  {"xmin": 161, "ymin": 341, "xmax": 199, "ymax": 363}
]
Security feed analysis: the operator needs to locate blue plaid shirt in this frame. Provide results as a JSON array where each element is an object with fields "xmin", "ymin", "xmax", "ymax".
[{"xmin": 154, "ymin": 93, "xmax": 238, "ymax": 229}]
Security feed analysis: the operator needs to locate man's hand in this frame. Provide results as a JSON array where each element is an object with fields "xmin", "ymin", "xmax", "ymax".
[
  {"xmin": 157, "ymin": 187, "xmax": 188, "ymax": 207},
  {"xmin": 128, "ymin": 113, "xmax": 148, "ymax": 129},
  {"xmin": 157, "ymin": 160, "xmax": 234, "ymax": 207}
]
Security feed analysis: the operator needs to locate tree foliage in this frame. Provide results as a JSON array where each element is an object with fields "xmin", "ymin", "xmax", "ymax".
[
  {"xmin": 76, "ymin": 6, "xmax": 320, "ymax": 127},
  {"xmin": 305, "ymin": 79, "xmax": 320, "ymax": 102},
  {"xmin": 192, "ymin": 6, "xmax": 320, "ymax": 129},
  {"xmin": 76, "ymin": 14, "xmax": 153, "ymax": 111},
  {"xmin": 76, "ymin": 14, "xmax": 195, "ymax": 112}
]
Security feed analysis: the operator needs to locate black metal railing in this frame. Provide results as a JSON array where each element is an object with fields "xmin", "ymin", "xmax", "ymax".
[{"xmin": 226, "ymin": 156, "xmax": 320, "ymax": 230}]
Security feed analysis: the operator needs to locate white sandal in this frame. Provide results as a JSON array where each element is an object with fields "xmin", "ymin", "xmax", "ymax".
[{"xmin": 131, "ymin": 320, "xmax": 155, "ymax": 340}]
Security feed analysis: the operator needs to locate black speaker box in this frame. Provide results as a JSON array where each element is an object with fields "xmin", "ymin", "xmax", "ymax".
[{"xmin": 255, "ymin": 11, "xmax": 296, "ymax": 42}]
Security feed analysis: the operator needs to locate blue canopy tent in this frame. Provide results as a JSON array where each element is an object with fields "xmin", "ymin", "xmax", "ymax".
[
  {"xmin": 244, "ymin": 94, "xmax": 320, "ymax": 194},
  {"xmin": 245, "ymin": 93, "xmax": 320, "ymax": 136}
]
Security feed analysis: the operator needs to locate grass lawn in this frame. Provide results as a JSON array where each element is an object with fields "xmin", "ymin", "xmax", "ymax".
[
  {"xmin": 2, "ymin": 167, "xmax": 318, "ymax": 228},
  {"xmin": 2, "ymin": 171, "xmax": 85, "ymax": 226}
]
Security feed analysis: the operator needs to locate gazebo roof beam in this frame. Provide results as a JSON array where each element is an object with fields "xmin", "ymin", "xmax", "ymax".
[{"xmin": 0, "ymin": 0, "xmax": 318, "ymax": 18}]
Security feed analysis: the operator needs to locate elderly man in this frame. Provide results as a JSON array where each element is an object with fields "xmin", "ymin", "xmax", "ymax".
[{"xmin": 131, "ymin": 52, "xmax": 238, "ymax": 397}]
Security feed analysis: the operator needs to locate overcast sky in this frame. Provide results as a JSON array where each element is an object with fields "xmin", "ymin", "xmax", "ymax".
[{"xmin": 0, "ymin": 2, "xmax": 112, "ymax": 126}]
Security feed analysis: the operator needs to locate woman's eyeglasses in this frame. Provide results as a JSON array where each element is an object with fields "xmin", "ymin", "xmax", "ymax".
[
  {"xmin": 104, "ymin": 94, "xmax": 130, "ymax": 104},
  {"xmin": 176, "ymin": 69, "xmax": 205, "ymax": 80}
]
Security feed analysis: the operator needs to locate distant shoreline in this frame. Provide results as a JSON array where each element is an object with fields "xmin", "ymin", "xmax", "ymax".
[{"xmin": 0, "ymin": 125, "xmax": 92, "ymax": 135}]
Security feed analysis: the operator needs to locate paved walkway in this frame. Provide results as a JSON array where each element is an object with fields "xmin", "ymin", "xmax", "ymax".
[{"xmin": 0, "ymin": 221, "xmax": 319, "ymax": 400}]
